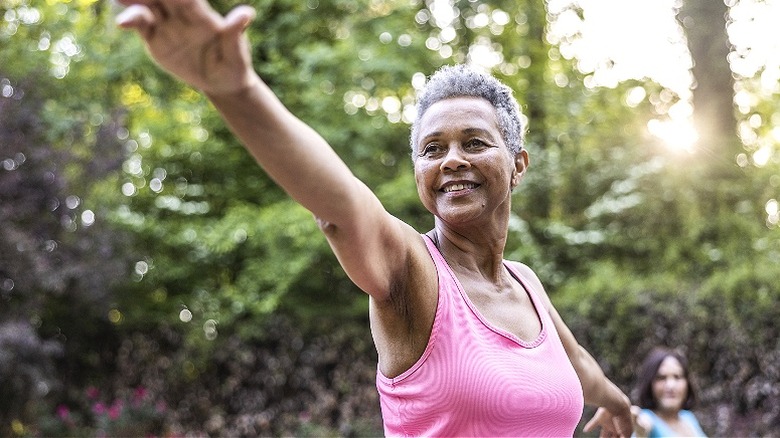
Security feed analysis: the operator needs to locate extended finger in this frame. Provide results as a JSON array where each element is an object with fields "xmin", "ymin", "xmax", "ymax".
[
  {"xmin": 115, "ymin": 0, "xmax": 171, "ymax": 20},
  {"xmin": 583, "ymin": 407, "xmax": 605, "ymax": 432},
  {"xmin": 116, "ymin": 4, "xmax": 156, "ymax": 37},
  {"xmin": 583, "ymin": 417, "xmax": 597, "ymax": 433}
]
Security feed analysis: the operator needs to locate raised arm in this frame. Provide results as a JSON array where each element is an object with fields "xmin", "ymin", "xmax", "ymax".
[
  {"xmin": 115, "ymin": 0, "xmax": 424, "ymax": 299},
  {"xmin": 509, "ymin": 262, "xmax": 633, "ymax": 437},
  {"xmin": 116, "ymin": 0, "xmax": 362, "ymax": 228}
]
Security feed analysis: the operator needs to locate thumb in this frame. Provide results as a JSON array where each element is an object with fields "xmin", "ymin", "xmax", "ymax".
[{"xmin": 223, "ymin": 5, "xmax": 256, "ymax": 35}]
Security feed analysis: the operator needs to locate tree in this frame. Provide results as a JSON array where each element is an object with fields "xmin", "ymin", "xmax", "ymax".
[
  {"xmin": 678, "ymin": 0, "xmax": 738, "ymax": 160},
  {"xmin": 545, "ymin": 1, "xmax": 780, "ymax": 434}
]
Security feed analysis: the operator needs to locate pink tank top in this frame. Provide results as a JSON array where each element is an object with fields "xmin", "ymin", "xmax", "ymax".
[{"xmin": 375, "ymin": 235, "xmax": 584, "ymax": 437}]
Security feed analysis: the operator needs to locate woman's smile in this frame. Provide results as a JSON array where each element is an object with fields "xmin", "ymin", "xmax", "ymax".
[{"xmin": 441, "ymin": 181, "xmax": 480, "ymax": 193}]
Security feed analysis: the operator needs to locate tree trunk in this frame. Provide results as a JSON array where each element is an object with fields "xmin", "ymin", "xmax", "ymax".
[{"xmin": 677, "ymin": 0, "xmax": 738, "ymax": 164}]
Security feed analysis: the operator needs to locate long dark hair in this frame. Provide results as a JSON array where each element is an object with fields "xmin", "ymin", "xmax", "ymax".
[{"xmin": 634, "ymin": 347, "xmax": 697, "ymax": 410}]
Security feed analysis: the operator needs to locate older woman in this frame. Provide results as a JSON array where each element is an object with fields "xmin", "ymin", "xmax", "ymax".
[{"xmin": 116, "ymin": 0, "xmax": 633, "ymax": 435}]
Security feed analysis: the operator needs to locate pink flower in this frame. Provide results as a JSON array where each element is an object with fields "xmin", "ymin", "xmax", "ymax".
[
  {"xmin": 133, "ymin": 386, "xmax": 148, "ymax": 406},
  {"xmin": 108, "ymin": 400, "xmax": 124, "ymax": 420},
  {"xmin": 93, "ymin": 402, "xmax": 107, "ymax": 415},
  {"xmin": 56, "ymin": 404, "xmax": 70, "ymax": 420},
  {"xmin": 86, "ymin": 386, "xmax": 100, "ymax": 400}
]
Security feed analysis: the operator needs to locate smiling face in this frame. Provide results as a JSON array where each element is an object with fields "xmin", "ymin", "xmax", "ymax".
[
  {"xmin": 413, "ymin": 96, "xmax": 527, "ymax": 226},
  {"xmin": 652, "ymin": 356, "xmax": 689, "ymax": 414}
]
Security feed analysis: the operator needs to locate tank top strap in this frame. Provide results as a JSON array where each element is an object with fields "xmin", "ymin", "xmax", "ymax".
[
  {"xmin": 503, "ymin": 262, "xmax": 550, "ymax": 318},
  {"xmin": 422, "ymin": 233, "xmax": 446, "ymax": 266},
  {"xmin": 422, "ymin": 235, "xmax": 548, "ymax": 348},
  {"xmin": 500, "ymin": 262, "xmax": 549, "ymax": 348}
]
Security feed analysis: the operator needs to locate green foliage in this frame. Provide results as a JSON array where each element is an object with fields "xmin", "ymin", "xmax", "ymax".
[
  {"xmin": 104, "ymin": 0, "xmax": 438, "ymax": 344},
  {"xmin": 555, "ymin": 252, "xmax": 780, "ymax": 435},
  {"xmin": 3, "ymin": 0, "xmax": 780, "ymax": 435}
]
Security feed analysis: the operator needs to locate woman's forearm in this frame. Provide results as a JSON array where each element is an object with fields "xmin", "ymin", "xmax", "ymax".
[
  {"xmin": 206, "ymin": 75, "xmax": 365, "ymax": 224},
  {"xmin": 574, "ymin": 345, "xmax": 629, "ymax": 410}
]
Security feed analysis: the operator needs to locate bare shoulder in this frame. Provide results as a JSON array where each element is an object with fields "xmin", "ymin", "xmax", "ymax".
[
  {"xmin": 506, "ymin": 260, "xmax": 546, "ymax": 293},
  {"xmin": 323, "ymin": 211, "xmax": 434, "ymax": 302},
  {"xmin": 505, "ymin": 260, "xmax": 553, "ymax": 309}
]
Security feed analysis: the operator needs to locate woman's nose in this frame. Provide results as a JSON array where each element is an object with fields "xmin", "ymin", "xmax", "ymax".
[
  {"xmin": 441, "ymin": 144, "xmax": 470, "ymax": 172},
  {"xmin": 663, "ymin": 377, "xmax": 678, "ymax": 389}
]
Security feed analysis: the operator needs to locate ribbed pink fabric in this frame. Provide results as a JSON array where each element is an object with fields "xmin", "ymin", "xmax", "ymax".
[{"xmin": 376, "ymin": 235, "xmax": 584, "ymax": 437}]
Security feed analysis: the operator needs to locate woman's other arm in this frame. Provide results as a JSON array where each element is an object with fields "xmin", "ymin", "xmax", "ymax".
[{"xmin": 509, "ymin": 262, "xmax": 633, "ymax": 437}]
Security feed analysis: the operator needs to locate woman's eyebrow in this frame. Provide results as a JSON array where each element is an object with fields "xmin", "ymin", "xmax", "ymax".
[
  {"xmin": 419, "ymin": 127, "xmax": 497, "ymax": 145},
  {"xmin": 424, "ymin": 127, "xmax": 493, "ymax": 137},
  {"xmin": 462, "ymin": 127, "xmax": 500, "ymax": 142},
  {"xmin": 420, "ymin": 131, "xmax": 443, "ymax": 142},
  {"xmin": 462, "ymin": 127, "xmax": 492, "ymax": 136}
]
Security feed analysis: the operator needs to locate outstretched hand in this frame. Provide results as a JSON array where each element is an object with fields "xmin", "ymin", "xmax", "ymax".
[
  {"xmin": 116, "ymin": 0, "xmax": 257, "ymax": 96},
  {"xmin": 583, "ymin": 406, "xmax": 634, "ymax": 438}
]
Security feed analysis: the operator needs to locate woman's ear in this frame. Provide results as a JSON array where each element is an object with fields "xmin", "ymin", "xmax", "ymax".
[{"xmin": 511, "ymin": 149, "xmax": 529, "ymax": 188}]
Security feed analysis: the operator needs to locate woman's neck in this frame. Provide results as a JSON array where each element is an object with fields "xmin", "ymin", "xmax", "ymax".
[
  {"xmin": 654, "ymin": 409, "xmax": 681, "ymax": 422},
  {"xmin": 429, "ymin": 225, "xmax": 508, "ymax": 281}
]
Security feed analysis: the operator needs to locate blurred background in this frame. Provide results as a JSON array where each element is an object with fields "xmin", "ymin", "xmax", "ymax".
[{"xmin": 1, "ymin": 0, "xmax": 779, "ymax": 436}]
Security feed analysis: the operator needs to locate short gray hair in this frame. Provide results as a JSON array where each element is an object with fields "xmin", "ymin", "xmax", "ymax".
[{"xmin": 410, "ymin": 64, "xmax": 525, "ymax": 158}]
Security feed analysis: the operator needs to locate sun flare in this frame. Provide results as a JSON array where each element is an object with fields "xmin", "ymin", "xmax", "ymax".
[{"xmin": 647, "ymin": 118, "xmax": 699, "ymax": 153}]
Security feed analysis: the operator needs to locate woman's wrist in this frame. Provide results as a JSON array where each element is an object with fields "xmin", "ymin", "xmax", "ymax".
[
  {"xmin": 607, "ymin": 382, "xmax": 631, "ymax": 415},
  {"xmin": 204, "ymin": 70, "xmax": 263, "ymax": 102}
]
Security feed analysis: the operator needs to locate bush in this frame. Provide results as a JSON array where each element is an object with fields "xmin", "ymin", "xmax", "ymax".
[
  {"xmin": 33, "ymin": 386, "xmax": 167, "ymax": 438},
  {"xmin": 555, "ymin": 259, "xmax": 780, "ymax": 436},
  {"xmin": 0, "ymin": 320, "xmax": 62, "ymax": 436}
]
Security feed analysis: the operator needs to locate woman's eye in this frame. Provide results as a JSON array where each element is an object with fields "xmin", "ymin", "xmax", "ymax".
[
  {"xmin": 420, "ymin": 143, "xmax": 441, "ymax": 156},
  {"xmin": 467, "ymin": 139, "xmax": 487, "ymax": 148}
]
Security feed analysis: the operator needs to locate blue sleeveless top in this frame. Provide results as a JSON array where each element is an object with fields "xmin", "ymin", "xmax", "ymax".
[{"xmin": 640, "ymin": 409, "xmax": 706, "ymax": 437}]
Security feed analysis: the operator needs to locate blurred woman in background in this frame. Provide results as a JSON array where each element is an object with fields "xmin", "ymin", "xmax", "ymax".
[{"xmin": 632, "ymin": 347, "xmax": 707, "ymax": 437}]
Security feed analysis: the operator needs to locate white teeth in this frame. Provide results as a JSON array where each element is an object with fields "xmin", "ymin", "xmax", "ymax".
[{"xmin": 443, "ymin": 183, "xmax": 477, "ymax": 193}]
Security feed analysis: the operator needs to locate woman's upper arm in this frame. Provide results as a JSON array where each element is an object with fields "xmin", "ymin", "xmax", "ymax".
[{"xmin": 320, "ymin": 178, "xmax": 432, "ymax": 302}]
